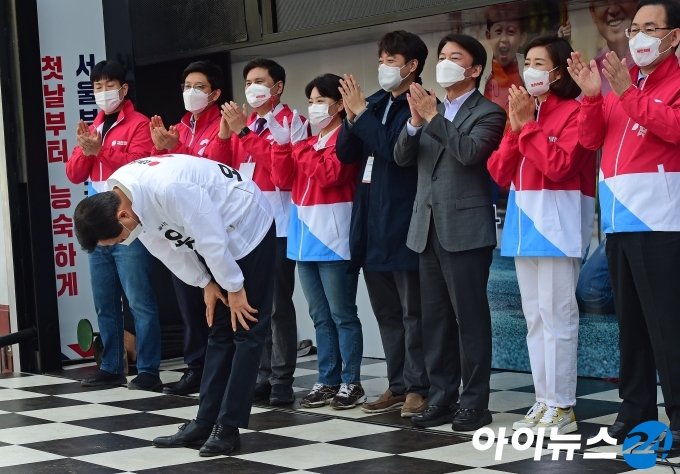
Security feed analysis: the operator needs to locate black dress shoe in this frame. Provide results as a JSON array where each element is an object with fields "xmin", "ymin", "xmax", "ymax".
[
  {"xmin": 163, "ymin": 369, "xmax": 202, "ymax": 396},
  {"xmin": 270, "ymin": 385, "xmax": 295, "ymax": 405},
  {"xmin": 412, "ymin": 405, "xmax": 459, "ymax": 428},
  {"xmin": 452, "ymin": 408, "xmax": 493, "ymax": 431},
  {"xmin": 152, "ymin": 420, "xmax": 213, "ymax": 448},
  {"xmin": 199, "ymin": 424, "xmax": 240, "ymax": 456},
  {"xmin": 589, "ymin": 421, "xmax": 633, "ymax": 445},
  {"xmin": 253, "ymin": 382, "xmax": 272, "ymax": 402},
  {"xmin": 81, "ymin": 369, "xmax": 127, "ymax": 387},
  {"xmin": 128, "ymin": 372, "xmax": 163, "ymax": 391}
]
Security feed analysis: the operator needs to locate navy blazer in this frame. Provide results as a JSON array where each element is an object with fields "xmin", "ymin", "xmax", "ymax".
[{"xmin": 336, "ymin": 86, "xmax": 419, "ymax": 272}]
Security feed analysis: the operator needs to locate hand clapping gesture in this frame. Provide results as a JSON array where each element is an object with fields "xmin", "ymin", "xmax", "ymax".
[
  {"xmin": 601, "ymin": 51, "xmax": 632, "ymax": 97},
  {"xmin": 149, "ymin": 116, "xmax": 180, "ymax": 151},
  {"xmin": 266, "ymin": 111, "xmax": 290, "ymax": 145},
  {"xmin": 508, "ymin": 85, "xmax": 536, "ymax": 135},
  {"xmin": 221, "ymin": 102, "xmax": 249, "ymax": 133},
  {"xmin": 567, "ymin": 52, "xmax": 602, "ymax": 97},
  {"xmin": 338, "ymin": 74, "xmax": 367, "ymax": 122},
  {"xmin": 76, "ymin": 120, "xmax": 102, "ymax": 157},
  {"xmin": 407, "ymin": 83, "xmax": 438, "ymax": 123}
]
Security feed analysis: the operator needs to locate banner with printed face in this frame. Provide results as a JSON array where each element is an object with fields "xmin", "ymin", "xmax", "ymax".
[{"xmin": 37, "ymin": 0, "xmax": 106, "ymax": 360}]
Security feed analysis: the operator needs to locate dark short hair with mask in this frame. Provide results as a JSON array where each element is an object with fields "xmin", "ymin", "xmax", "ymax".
[
  {"xmin": 304, "ymin": 74, "xmax": 347, "ymax": 119},
  {"xmin": 636, "ymin": 0, "xmax": 680, "ymax": 34},
  {"xmin": 243, "ymin": 58, "xmax": 286, "ymax": 95},
  {"xmin": 524, "ymin": 35, "xmax": 581, "ymax": 100},
  {"xmin": 377, "ymin": 30, "xmax": 429, "ymax": 78},
  {"xmin": 437, "ymin": 34, "xmax": 487, "ymax": 88},
  {"xmin": 73, "ymin": 191, "xmax": 122, "ymax": 253},
  {"xmin": 182, "ymin": 60, "xmax": 225, "ymax": 98},
  {"xmin": 90, "ymin": 60, "xmax": 126, "ymax": 86}
]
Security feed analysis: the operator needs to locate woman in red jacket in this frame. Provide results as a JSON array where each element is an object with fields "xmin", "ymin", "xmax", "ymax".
[
  {"xmin": 487, "ymin": 35, "xmax": 596, "ymax": 435},
  {"xmin": 269, "ymin": 74, "xmax": 364, "ymax": 410}
]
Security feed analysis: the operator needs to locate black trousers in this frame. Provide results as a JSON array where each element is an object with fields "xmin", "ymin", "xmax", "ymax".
[
  {"xmin": 196, "ymin": 223, "xmax": 276, "ymax": 428},
  {"xmin": 171, "ymin": 275, "xmax": 209, "ymax": 373},
  {"xmin": 257, "ymin": 237, "xmax": 297, "ymax": 386},
  {"xmin": 364, "ymin": 269, "xmax": 429, "ymax": 397},
  {"xmin": 606, "ymin": 232, "xmax": 680, "ymax": 430},
  {"xmin": 420, "ymin": 220, "xmax": 494, "ymax": 409}
]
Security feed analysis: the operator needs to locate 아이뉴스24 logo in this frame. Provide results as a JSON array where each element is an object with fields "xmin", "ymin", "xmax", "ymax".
[{"xmin": 473, "ymin": 421, "xmax": 674, "ymax": 469}]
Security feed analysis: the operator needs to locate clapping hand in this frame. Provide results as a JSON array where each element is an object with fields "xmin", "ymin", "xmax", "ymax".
[
  {"xmin": 149, "ymin": 115, "xmax": 180, "ymax": 151},
  {"xmin": 267, "ymin": 111, "xmax": 290, "ymax": 145},
  {"xmin": 221, "ymin": 102, "xmax": 249, "ymax": 133},
  {"xmin": 338, "ymin": 74, "xmax": 367, "ymax": 122},
  {"xmin": 508, "ymin": 85, "xmax": 535, "ymax": 134},
  {"xmin": 567, "ymin": 52, "xmax": 602, "ymax": 97},
  {"xmin": 290, "ymin": 110, "xmax": 308, "ymax": 144},
  {"xmin": 76, "ymin": 120, "xmax": 102, "ymax": 156},
  {"xmin": 601, "ymin": 51, "xmax": 632, "ymax": 97},
  {"xmin": 407, "ymin": 83, "xmax": 438, "ymax": 123}
]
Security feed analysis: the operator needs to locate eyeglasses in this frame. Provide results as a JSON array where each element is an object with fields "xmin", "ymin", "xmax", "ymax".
[
  {"xmin": 181, "ymin": 84, "xmax": 208, "ymax": 92},
  {"xmin": 625, "ymin": 26, "xmax": 674, "ymax": 38}
]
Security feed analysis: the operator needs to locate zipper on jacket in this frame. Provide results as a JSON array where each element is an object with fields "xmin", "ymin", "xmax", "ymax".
[
  {"xmin": 298, "ymin": 178, "xmax": 312, "ymax": 260},
  {"xmin": 97, "ymin": 117, "xmax": 122, "ymax": 183},
  {"xmin": 516, "ymin": 100, "xmax": 542, "ymax": 256}
]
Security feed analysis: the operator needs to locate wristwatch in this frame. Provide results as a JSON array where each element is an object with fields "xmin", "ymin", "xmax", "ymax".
[{"xmin": 238, "ymin": 126, "xmax": 251, "ymax": 138}]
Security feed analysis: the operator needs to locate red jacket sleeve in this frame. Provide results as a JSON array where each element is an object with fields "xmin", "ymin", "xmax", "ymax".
[
  {"xmin": 487, "ymin": 131, "xmax": 521, "ymax": 188},
  {"xmin": 519, "ymin": 109, "xmax": 589, "ymax": 182},
  {"xmin": 618, "ymin": 85, "xmax": 680, "ymax": 145},
  {"xmin": 199, "ymin": 135, "xmax": 232, "ymax": 164},
  {"xmin": 294, "ymin": 141, "xmax": 355, "ymax": 189},
  {"xmin": 271, "ymin": 143, "xmax": 296, "ymax": 189},
  {"xmin": 150, "ymin": 136, "xmax": 193, "ymax": 156},
  {"xmin": 239, "ymin": 133, "xmax": 274, "ymax": 172},
  {"xmin": 97, "ymin": 120, "xmax": 154, "ymax": 169},
  {"xmin": 65, "ymin": 146, "xmax": 94, "ymax": 184},
  {"xmin": 578, "ymin": 93, "xmax": 606, "ymax": 151}
]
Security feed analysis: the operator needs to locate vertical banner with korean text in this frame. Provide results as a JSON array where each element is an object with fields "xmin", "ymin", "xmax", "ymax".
[{"xmin": 37, "ymin": 0, "xmax": 106, "ymax": 360}]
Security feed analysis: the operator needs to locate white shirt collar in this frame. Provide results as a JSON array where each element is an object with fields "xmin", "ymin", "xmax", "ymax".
[
  {"xmin": 443, "ymin": 88, "xmax": 475, "ymax": 108},
  {"xmin": 315, "ymin": 124, "xmax": 341, "ymax": 150}
]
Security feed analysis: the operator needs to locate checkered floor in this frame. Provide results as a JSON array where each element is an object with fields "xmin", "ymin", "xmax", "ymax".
[{"xmin": 0, "ymin": 356, "xmax": 677, "ymax": 473}]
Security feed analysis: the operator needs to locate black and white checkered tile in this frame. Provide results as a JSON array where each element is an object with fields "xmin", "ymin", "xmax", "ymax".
[{"xmin": 0, "ymin": 357, "xmax": 676, "ymax": 474}]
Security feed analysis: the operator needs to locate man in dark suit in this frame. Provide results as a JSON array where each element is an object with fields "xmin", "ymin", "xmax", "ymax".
[{"xmin": 394, "ymin": 33, "xmax": 506, "ymax": 431}]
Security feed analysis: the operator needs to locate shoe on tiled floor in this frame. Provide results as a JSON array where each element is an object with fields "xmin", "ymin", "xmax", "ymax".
[
  {"xmin": 401, "ymin": 393, "xmax": 428, "ymax": 418},
  {"xmin": 128, "ymin": 372, "xmax": 163, "ymax": 391},
  {"xmin": 253, "ymin": 382, "xmax": 272, "ymax": 402},
  {"xmin": 532, "ymin": 406, "xmax": 577, "ymax": 435},
  {"xmin": 452, "ymin": 408, "xmax": 493, "ymax": 431},
  {"xmin": 162, "ymin": 369, "xmax": 201, "ymax": 395},
  {"xmin": 513, "ymin": 401, "xmax": 547, "ymax": 430},
  {"xmin": 153, "ymin": 420, "xmax": 212, "ymax": 448},
  {"xmin": 362, "ymin": 389, "xmax": 405, "ymax": 414},
  {"xmin": 270, "ymin": 384, "xmax": 295, "ymax": 405},
  {"xmin": 199, "ymin": 424, "xmax": 240, "ymax": 456},
  {"xmin": 412, "ymin": 405, "xmax": 458, "ymax": 428},
  {"xmin": 330, "ymin": 383, "xmax": 366, "ymax": 410},
  {"xmin": 81, "ymin": 369, "xmax": 127, "ymax": 387},
  {"xmin": 300, "ymin": 383, "xmax": 340, "ymax": 408}
]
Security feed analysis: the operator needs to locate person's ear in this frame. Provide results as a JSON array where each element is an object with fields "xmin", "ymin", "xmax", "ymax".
[
  {"xmin": 336, "ymin": 98, "xmax": 345, "ymax": 114},
  {"xmin": 211, "ymin": 89, "xmax": 222, "ymax": 103},
  {"xmin": 409, "ymin": 59, "xmax": 418, "ymax": 75},
  {"xmin": 121, "ymin": 83, "xmax": 129, "ymax": 98},
  {"xmin": 275, "ymin": 81, "xmax": 284, "ymax": 96},
  {"xmin": 671, "ymin": 28, "xmax": 680, "ymax": 48},
  {"xmin": 116, "ymin": 209, "xmax": 127, "ymax": 221},
  {"xmin": 470, "ymin": 64, "xmax": 482, "ymax": 79}
]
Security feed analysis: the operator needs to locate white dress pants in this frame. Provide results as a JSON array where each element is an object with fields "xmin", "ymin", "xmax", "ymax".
[{"xmin": 515, "ymin": 256, "xmax": 580, "ymax": 408}]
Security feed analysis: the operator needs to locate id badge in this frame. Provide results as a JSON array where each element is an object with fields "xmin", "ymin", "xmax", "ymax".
[
  {"xmin": 362, "ymin": 156, "xmax": 374, "ymax": 183},
  {"xmin": 239, "ymin": 162, "xmax": 256, "ymax": 180}
]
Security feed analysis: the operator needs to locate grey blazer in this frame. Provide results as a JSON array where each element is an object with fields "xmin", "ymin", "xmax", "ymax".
[{"xmin": 393, "ymin": 90, "xmax": 506, "ymax": 254}]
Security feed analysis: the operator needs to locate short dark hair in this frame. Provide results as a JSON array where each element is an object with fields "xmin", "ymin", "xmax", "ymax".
[
  {"xmin": 636, "ymin": 0, "xmax": 680, "ymax": 30},
  {"xmin": 377, "ymin": 30, "xmax": 429, "ymax": 78},
  {"xmin": 485, "ymin": 5, "xmax": 530, "ymax": 34},
  {"xmin": 437, "ymin": 34, "xmax": 487, "ymax": 88},
  {"xmin": 524, "ymin": 35, "xmax": 581, "ymax": 100},
  {"xmin": 182, "ymin": 60, "xmax": 225, "ymax": 94},
  {"xmin": 243, "ymin": 58, "xmax": 286, "ymax": 95},
  {"xmin": 90, "ymin": 60, "xmax": 126, "ymax": 86},
  {"xmin": 73, "ymin": 192, "xmax": 122, "ymax": 253},
  {"xmin": 304, "ymin": 73, "xmax": 347, "ymax": 119}
]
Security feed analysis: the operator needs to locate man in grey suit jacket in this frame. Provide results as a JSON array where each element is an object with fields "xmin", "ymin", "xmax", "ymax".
[{"xmin": 394, "ymin": 33, "xmax": 506, "ymax": 431}]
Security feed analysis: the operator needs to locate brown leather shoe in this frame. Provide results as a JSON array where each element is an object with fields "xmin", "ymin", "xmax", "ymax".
[
  {"xmin": 361, "ymin": 390, "xmax": 406, "ymax": 413},
  {"xmin": 401, "ymin": 393, "xmax": 428, "ymax": 418}
]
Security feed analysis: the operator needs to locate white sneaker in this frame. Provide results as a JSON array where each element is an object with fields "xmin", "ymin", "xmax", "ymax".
[
  {"xmin": 513, "ymin": 402, "xmax": 547, "ymax": 430},
  {"xmin": 532, "ymin": 406, "xmax": 578, "ymax": 435}
]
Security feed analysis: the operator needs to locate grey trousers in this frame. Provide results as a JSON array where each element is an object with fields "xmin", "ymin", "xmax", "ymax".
[
  {"xmin": 364, "ymin": 269, "xmax": 429, "ymax": 397},
  {"xmin": 257, "ymin": 237, "xmax": 298, "ymax": 387}
]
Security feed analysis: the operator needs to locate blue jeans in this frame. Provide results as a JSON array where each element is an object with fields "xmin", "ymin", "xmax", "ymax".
[
  {"xmin": 297, "ymin": 260, "xmax": 362, "ymax": 385},
  {"xmin": 576, "ymin": 238, "xmax": 616, "ymax": 315},
  {"xmin": 89, "ymin": 239, "xmax": 161, "ymax": 376}
]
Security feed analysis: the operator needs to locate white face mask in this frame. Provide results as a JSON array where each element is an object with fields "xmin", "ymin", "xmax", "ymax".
[
  {"xmin": 436, "ymin": 60, "xmax": 470, "ymax": 88},
  {"xmin": 629, "ymin": 30, "xmax": 674, "ymax": 67},
  {"xmin": 245, "ymin": 82, "xmax": 278, "ymax": 108},
  {"xmin": 95, "ymin": 87, "xmax": 123, "ymax": 114},
  {"xmin": 378, "ymin": 62, "xmax": 411, "ymax": 92},
  {"xmin": 523, "ymin": 66, "xmax": 559, "ymax": 96},
  {"xmin": 308, "ymin": 101, "xmax": 338, "ymax": 129},
  {"xmin": 120, "ymin": 217, "xmax": 143, "ymax": 246},
  {"xmin": 183, "ymin": 88, "xmax": 212, "ymax": 114}
]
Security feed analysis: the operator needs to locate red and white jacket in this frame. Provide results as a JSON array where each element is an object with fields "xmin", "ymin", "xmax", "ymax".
[
  {"xmin": 271, "ymin": 126, "xmax": 359, "ymax": 261},
  {"xmin": 150, "ymin": 104, "xmax": 226, "ymax": 162},
  {"xmin": 488, "ymin": 94, "xmax": 597, "ymax": 258},
  {"xmin": 208, "ymin": 104, "xmax": 305, "ymax": 237},
  {"xmin": 66, "ymin": 100, "xmax": 153, "ymax": 195},
  {"xmin": 579, "ymin": 53, "xmax": 680, "ymax": 234}
]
